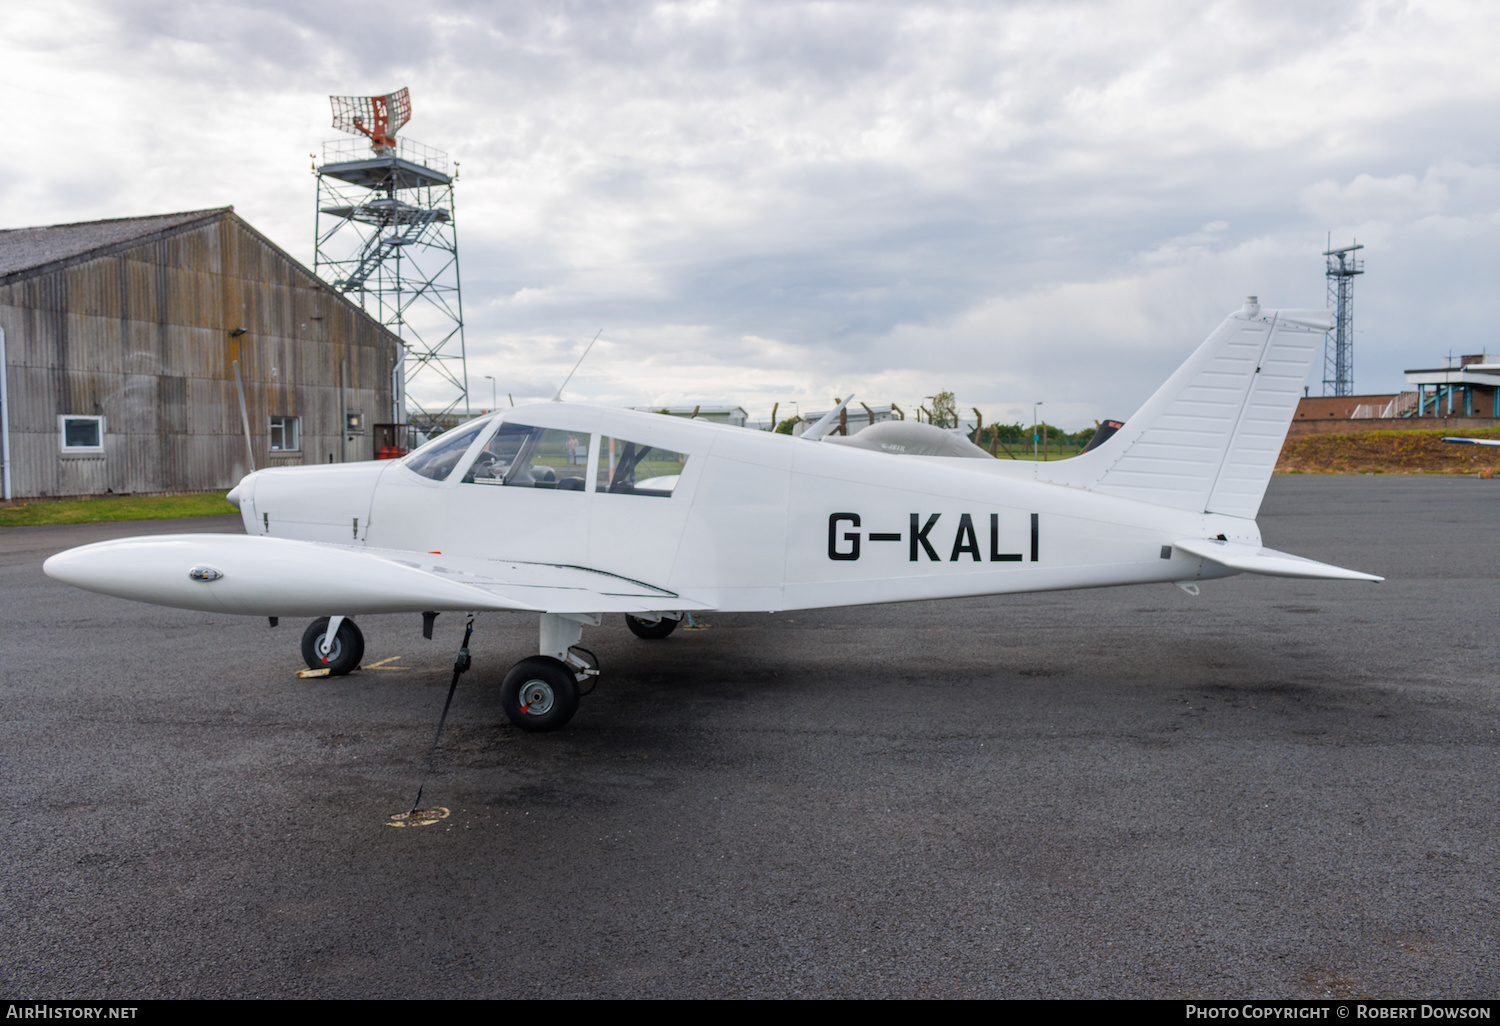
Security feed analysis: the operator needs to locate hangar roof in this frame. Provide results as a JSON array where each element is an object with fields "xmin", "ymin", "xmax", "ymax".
[{"xmin": 0, "ymin": 208, "xmax": 230, "ymax": 283}]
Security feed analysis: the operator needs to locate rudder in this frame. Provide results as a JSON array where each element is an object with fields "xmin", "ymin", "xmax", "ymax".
[{"xmin": 1039, "ymin": 298, "xmax": 1332, "ymax": 519}]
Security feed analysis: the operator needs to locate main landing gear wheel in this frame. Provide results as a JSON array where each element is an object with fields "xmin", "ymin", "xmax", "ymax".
[
  {"xmin": 300, "ymin": 617, "xmax": 365, "ymax": 676},
  {"xmin": 625, "ymin": 614, "xmax": 678, "ymax": 640},
  {"xmin": 501, "ymin": 657, "xmax": 580, "ymax": 732}
]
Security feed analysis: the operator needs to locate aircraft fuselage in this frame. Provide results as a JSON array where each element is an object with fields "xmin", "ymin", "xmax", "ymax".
[{"xmin": 232, "ymin": 402, "xmax": 1255, "ymax": 614}]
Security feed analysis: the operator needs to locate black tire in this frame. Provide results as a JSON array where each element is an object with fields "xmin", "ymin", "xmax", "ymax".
[
  {"xmin": 625, "ymin": 614, "xmax": 678, "ymax": 640},
  {"xmin": 500, "ymin": 657, "xmax": 580, "ymax": 732},
  {"xmin": 300, "ymin": 617, "xmax": 365, "ymax": 676}
]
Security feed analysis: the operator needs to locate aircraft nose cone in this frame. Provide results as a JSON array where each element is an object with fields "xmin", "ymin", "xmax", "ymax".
[{"xmin": 225, "ymin": 470, "xmax": 261, "ymax": 511}]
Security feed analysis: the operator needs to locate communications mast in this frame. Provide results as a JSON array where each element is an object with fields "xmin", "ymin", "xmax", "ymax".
[
  {"xmin": 313, "ymin": 87, "xmax": 469, "ymax": 430},
  {"xmin": 1322, "ymin": 239, "xmax": 1364, "ymax": 397}
]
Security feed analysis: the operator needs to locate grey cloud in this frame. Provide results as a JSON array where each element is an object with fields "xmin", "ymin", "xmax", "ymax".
[{"xmin": 8, "ymin": 0, "xmax": 1500, "ymax": 426}]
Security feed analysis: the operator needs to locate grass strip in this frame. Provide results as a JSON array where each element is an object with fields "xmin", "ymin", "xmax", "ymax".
[
  {"xmin": 0, "ymin": 492, "xmax": 238, "ymax": 527},
  {"xmin": 1277, "ymin": 427, "xmax": 1500, "ymax": 475}
]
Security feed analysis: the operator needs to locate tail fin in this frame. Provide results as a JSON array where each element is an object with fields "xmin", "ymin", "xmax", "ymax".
[{"xmin": 1040, "ymin": 298, "xmax": 1332, "ymax": 519}]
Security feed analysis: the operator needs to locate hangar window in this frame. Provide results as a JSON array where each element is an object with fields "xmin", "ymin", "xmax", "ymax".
[
  {"xmin": 403, "ymin": 419, "xmax": 490, "ymax": 482},
  {"xmin": 597, "ymin": 436, "xmax": 686, "ymax": 497},
  {"xmin": 59, "ymin": 415, "xmax": 104, "ymax": 453},
  {"xmin": 269, "ymin": 416, "xmax": 300, "ymax": 452},
  {"xmin": 462, "ymin": 423, "xmax": 590, "ymax": 491}
]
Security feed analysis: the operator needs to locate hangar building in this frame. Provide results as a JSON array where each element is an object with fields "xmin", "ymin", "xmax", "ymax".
[{"xmin": 0, "ymin": 208, "xmax": 403, "ymax": 499}]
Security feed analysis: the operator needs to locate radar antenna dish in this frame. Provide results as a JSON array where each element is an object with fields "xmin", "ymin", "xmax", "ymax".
[{"xmin": 329, "ymin": 88, "xmax": 412, "ymax": 155}]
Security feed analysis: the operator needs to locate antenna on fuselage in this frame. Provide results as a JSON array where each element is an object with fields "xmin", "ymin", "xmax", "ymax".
[
  {"xmin": 554, "ymin": 330, "xmax": 603, "ymax": 402},
  {"xmin": 801, "ymin": 395, "xmax": 855, "ymax": 441}
]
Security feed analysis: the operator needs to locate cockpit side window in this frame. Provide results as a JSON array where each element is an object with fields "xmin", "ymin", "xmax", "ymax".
[
  {"xmin": 402, "ymin": 420, "xmax": 490, "ymax": 482},
  {"xmin": 596, "ymin": 436, "xmax": 687, "ymax": 497},
  {"xmin": 462, "ymin": 424, "xmax": 591, "ymax": 491}
]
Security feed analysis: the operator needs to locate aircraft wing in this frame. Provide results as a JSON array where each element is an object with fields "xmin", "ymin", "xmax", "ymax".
[
  {"xmin": 1442, "ymin": 436, "xmax": 1500, "ymax": 447},
  {"xmin": 1173, "ymin": 538, "xmax": 1383, "ymax": 582},
  {"xmin": 43, "ymin": 534, "xmax": 715, "ymax": 617}
]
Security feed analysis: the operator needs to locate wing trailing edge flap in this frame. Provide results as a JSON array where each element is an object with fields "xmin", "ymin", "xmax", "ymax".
[
  {"xmin": 1173, "ymin": 538, "xmax": 1383, "ymax": 582},
  {"xmin": 406, "ymin": 552, "xmax": 716, "ymax": 614}
]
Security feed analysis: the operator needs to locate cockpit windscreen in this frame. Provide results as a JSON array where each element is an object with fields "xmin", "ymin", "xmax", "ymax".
[{"xmin": 462, "ymin": 424, "xmax": 590, "ymax": 491}]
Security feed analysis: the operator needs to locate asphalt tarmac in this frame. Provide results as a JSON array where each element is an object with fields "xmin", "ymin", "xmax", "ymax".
[{"xmin": 1, "ymin": 477, "xmax": 1496, "ymax": 999}]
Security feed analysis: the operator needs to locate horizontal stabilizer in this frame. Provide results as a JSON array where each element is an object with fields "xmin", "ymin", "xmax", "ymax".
[{"xmin": 1173, "ymin": 538, "xmax": 1382, "ymax": 582}]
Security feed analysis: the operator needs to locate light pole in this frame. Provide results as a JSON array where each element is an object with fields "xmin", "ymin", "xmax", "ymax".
[
  {"xmin": 484, "ymin": 375, "xmax": 496, "ymax": 413},
  {"xmin": 1033, "ymin": 402, "xmax": 1043, "ymax": 461}
]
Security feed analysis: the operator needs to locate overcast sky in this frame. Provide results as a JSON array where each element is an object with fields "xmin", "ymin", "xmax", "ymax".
[{"xmin": 5, "ymin": 0, "xmax": 1499, "ymax": 428}]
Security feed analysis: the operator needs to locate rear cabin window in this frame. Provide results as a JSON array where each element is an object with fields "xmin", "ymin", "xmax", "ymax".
[
  {"xmin": 402, "ymin": 420, "xmax": 489, "ymax": 482},
  {"xmin": 596, "ymin": 437, "xmax": 687, "ymax": 497},
  {"xmin": 462, "ymin": 424, "xmax": 590, "ymax": 491}
]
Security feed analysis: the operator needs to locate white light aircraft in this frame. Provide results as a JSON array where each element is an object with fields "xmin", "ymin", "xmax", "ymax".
[{"xmin": 45, "ymin": 297, "xmax": 1381, "ymax": 732}]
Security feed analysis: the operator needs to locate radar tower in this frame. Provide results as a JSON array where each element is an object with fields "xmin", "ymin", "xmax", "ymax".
[
  {"xmin": 314, "ymin": 87, "xmax": 469, "ymax": 432},
  {"xmin": 1322, "ymin": 238, "xmax": 1364, "ymax": 397}
]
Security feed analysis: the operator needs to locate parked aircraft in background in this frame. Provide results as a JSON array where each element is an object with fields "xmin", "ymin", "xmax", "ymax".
[{"xmin": 45, "ymin": 297, "xmax": 1380, "ymax": 732}]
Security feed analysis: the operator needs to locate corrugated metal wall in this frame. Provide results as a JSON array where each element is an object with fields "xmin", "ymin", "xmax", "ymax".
[{"xmin": 0, "ymin": 213, "xmax": 400, "ymax": 497}]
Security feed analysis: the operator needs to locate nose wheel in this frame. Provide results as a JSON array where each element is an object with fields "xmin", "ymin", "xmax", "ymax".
[{"xmin": 300, "ymin": 616, "xmax": 364, "ymax": 676}]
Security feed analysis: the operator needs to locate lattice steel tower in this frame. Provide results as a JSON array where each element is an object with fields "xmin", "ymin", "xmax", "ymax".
[
  {"xmin": 314, "ymin": 87, "xmax": 469, "ymax": 429},
  {"xmin": 1322, "ymin": 239, "xmax": 1364, "ymax": 397}
]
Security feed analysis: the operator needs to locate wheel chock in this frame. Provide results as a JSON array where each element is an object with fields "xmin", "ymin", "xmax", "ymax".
[{"xmin": 387, "ymin": 807, "xmax": 450, "ymax": 828}]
